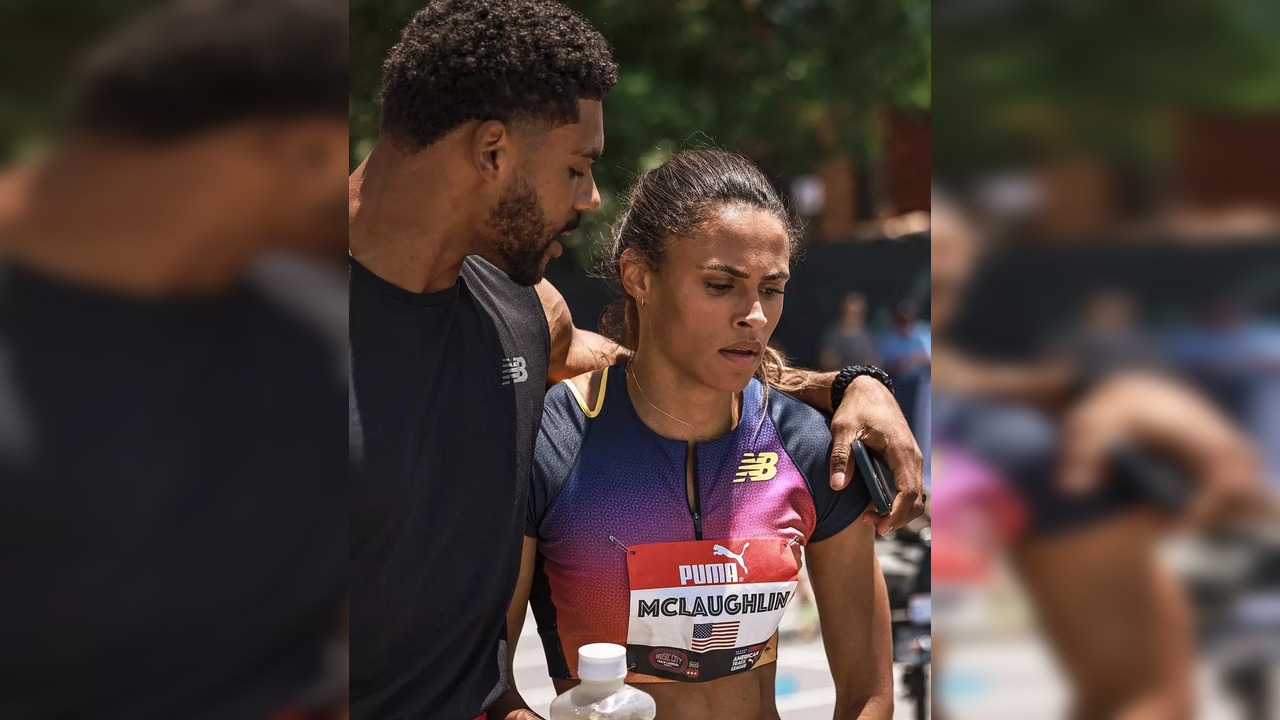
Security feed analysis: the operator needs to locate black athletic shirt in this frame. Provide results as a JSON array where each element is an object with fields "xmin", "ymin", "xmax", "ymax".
[
  {"xmin": 349, "ymin": 256, "xmax": 549, "ymax": 720},
  {"xmin": 0, "ymin": 261, "xmax": 346, "ymax": 720}
]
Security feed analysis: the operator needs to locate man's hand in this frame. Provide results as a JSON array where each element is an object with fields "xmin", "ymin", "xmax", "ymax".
[
  {"xmin": 493, "ymin": 710, "xmax": 543, "ymax": 720},
  {"xmin": 484, "ymin": 695, "xmax": 544, "ymax": 720},
  {"xmin": 1059, "ymin": 372, "xmax": 1265, "ymax": 527},
  {"xmin": 829, "ymin": 376, "xmax": 925, "ymax": 535}
]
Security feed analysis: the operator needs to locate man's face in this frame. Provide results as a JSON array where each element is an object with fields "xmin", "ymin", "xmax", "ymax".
[{"xmin": 486, "ymin": 99, "xmax": 603, "ymax": 286}]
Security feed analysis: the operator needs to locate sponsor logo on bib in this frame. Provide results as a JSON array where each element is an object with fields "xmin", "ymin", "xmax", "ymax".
[{"xmin": 649, "ymin": 648, "xmax": 687, "ymax": 671}]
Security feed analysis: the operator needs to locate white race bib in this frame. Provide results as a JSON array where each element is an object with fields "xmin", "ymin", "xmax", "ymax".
[{"xmin": 624, "ymin": 537, "xmax": 799, "ymax": 682}]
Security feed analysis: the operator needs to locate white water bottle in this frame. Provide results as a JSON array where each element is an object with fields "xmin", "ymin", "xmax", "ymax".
[{"xmin": 548, "ymin": 643, "xmax": 656, "ymax": 720}]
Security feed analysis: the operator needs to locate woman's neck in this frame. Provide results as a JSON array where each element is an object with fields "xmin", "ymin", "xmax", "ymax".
[{"xmin": 626, "ymin": 352, "xmax": 740, "ymax": 443}]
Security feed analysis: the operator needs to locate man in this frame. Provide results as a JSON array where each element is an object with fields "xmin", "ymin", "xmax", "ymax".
[
  {"xmin": 0, "ymin": 1, "xmax": 348, "ymax": 718},
  {"xmin": 348, "ymin": 3, "xmax": 924, "ymax": 719}
]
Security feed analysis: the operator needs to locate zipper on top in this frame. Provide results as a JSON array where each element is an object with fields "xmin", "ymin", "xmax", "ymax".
[{"xmin": 687, "ymin": 441, "xmax": 704, "ymax": 540}]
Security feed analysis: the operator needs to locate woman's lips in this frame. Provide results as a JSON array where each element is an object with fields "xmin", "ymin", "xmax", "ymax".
[{"xmin": 718, "ymin": 348, "xmax": 760, "ymax": 368}]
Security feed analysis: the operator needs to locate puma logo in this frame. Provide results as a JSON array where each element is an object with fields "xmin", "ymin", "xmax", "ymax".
[{"xmin": 712, "ymin": 542, "xmax": 750, "ymax": 575}]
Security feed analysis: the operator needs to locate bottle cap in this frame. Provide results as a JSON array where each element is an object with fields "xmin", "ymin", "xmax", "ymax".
[{"xmin": 577, "ymin": 643, "xmax": 627, "ymax": 681}]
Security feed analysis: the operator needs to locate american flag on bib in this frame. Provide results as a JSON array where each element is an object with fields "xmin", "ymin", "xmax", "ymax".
[{"xmin": 691, "ymin": 621, "xmax": 739, "ymax": 652}]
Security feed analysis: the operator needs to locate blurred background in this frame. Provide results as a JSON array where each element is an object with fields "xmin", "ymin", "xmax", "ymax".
[
  {"xmin": 352, "ymin": 1, "xmax": 933, "ymax": 717},
  {"xmin": 933, "ymin": 1, "xmax": 1280, "ymax": 718}
]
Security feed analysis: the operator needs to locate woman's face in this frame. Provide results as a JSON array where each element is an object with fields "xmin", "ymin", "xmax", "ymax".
[{"xmin": 638, "ymin": 203, "xmax": 791, "ymax": 393}]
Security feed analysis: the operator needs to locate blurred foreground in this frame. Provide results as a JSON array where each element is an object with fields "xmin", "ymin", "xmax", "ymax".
[{"xmin": 0, "ymin": 1, "xmax": 347, "ymax": 717}]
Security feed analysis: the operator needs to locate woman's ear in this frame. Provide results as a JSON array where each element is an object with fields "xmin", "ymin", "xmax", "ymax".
[{"xmin": 619, "ymin": 248, "xmax": 651, "ymax": 300}]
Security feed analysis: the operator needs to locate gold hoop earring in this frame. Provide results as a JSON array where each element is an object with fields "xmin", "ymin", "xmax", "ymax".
[{"xmin": 638, "ymin": 296, "xmax": 647, "ymax": 308}]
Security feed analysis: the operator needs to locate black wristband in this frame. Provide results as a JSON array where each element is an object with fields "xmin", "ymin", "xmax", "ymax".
[{"xmin": 830, "ymin": 364, "xmax": 893, "ymax": 411}]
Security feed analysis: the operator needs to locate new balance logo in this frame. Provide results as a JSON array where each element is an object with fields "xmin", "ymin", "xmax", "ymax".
[
  {"xmin": 501, "ymin": 356, "xmax": 528, "ymax": 385},
  {"xmin": 734, "ymin": 452, "xmax": 778, "ymax": 482}
]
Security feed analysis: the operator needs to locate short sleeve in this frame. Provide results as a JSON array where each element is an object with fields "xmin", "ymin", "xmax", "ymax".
[
  {"xmin": 526, "ymin": 381, "xmax": 590, "ymax": 537},
  {"xmin": 807, "ymin": 443, "xmax": 872, "ymax": 542},
  {"xmin": 768, "ymin": 392, "xmax": 871, "ymax": 544}
]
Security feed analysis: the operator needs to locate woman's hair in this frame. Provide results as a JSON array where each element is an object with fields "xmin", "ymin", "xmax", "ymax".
[{"xmin": 599, "ymin": 148, "xmax": 809, "ymax": 393}]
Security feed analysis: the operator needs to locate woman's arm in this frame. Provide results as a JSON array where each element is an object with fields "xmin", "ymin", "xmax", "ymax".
[
  {"xmin": 805, "ymin": 520, "xmax": 895, "ymax": 720},
  {"xmin": 486, "ymin": 537, "xmax": 543, "ymax": 720}
]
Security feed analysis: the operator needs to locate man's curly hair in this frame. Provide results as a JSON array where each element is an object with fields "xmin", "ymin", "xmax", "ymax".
[{"xmin": 380, "ymin": 0, "xmax": 618, "ymax": 148}]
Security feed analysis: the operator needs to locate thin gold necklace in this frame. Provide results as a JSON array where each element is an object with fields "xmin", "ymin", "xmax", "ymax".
[{"xmin": 626, "ymin": 360, "xmax": 736, "ymax": 442}]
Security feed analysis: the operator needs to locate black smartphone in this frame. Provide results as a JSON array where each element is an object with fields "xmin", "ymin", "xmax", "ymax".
[{"xmin": 852, "ymin": 440, "xmax": 897, "ymax": 515}]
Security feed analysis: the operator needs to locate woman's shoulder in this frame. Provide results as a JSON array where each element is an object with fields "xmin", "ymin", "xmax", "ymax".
[
  {"xmin": 763, "ymin": 384, "xmax": 829, "ymax": 437},
  {"xmin": 547, "ymin": 364, "xmax": 616, "ymax": 420},
  {"xmin": 760, "ymin": 386, "xmax": 832, "ymax": 475}
]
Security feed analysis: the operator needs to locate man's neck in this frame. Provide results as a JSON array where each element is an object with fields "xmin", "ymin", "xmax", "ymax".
[
  {"xmin": 348, "ymin": 140, "xmax": 479, "ymax": 294},
  {"xmin": 626, "ymin": 350, "xmax": 740, "ymax": 443},
  {"xmin": 0, "ymin": 142, "xmax": 256, "ymax": 296}
]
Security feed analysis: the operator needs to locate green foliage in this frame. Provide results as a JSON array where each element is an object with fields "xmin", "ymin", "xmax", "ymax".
[
  {"xmin": 0, "ymin": 0, "xmax": 167, "ymax": 162},
  {"xmin": 933, "ymin": 0, "xmax": 1280, "ymax": 176},
  {"xmin": 350, "ymin": 0, "xmax": 931, "ymax": 268}
]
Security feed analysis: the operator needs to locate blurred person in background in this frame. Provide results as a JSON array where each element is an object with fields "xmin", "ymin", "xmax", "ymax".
[
  {"xmin": 1049, "ymin": 289, "xmax": 1164, "ymax": 380},
  {"xmin": 0, "ymin": 0, "xmax": 349, "ymax": 719},
  {"xmin": 819, "ymin": 291, "xmax": 879, "ymax": 371},
  {"xmin": 877, "ymin": 298, "xmax": 930, "ymax": 381},
  {"xmin": 877, "ymin": 298, "xmax": 930, "ymax": 443},
  {"xmin": 1165, "ymin": 296, "xmax": 1280, "ymax": 504},
  {"xmin": 930, "ymin": 195, "xmax": 1265, "ymax": 720},
  {"xmin": 501, "ymin": 149, "xmax": 893, "ymax": 720},
  {"xmin": 348, "ymin": 3, "xmax": 923, "ymax": 719}
]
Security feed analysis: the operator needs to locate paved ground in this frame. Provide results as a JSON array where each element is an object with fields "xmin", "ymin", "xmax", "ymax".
[{"xmin": 940, "ymin": 633, "xmax": 1254, "ymax": 719}]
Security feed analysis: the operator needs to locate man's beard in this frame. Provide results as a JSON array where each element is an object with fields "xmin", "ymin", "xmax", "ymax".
[{"xmin": 484, "ymin": 173, "xmax": 574, "ymax": 287}]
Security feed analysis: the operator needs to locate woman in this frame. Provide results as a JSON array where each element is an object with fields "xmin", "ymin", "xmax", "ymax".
[{"xmin": 495, "ymin": 149, "xmax": 894, "ymax": 719}]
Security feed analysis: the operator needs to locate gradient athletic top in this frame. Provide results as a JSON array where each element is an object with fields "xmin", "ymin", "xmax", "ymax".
[{"xmin": 526, "ymin": 362, "xmax": 869, "ymax": 684}]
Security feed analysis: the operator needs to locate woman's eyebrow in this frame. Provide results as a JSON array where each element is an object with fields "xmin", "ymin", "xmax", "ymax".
[
  {"xmin": 698, "ymin": 263, "xmax": 749, "ymax": 278},
  {"xmin": 698, "ymin": 263, "xmax": 790, "ymax": 281}
]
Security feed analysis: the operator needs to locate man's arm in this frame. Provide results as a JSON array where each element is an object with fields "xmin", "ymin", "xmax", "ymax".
[
  {"xmin": 1059, "ymin": 372, "xmax": 1267, "ymax": 527},
  {"xmin": 932, "ymin": 346, "xmax": 1071, "ymax": 407},
  {"xmin": 485, "ymin": 538, "xmax": 543, "ymax": 720},
  {"xmin": 780, "ymin": 368, "xmax": 925, "ymax": 535},
  {"xmin": 535, "ymin": 280, "xmax": 629, "ymax": 384}
]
